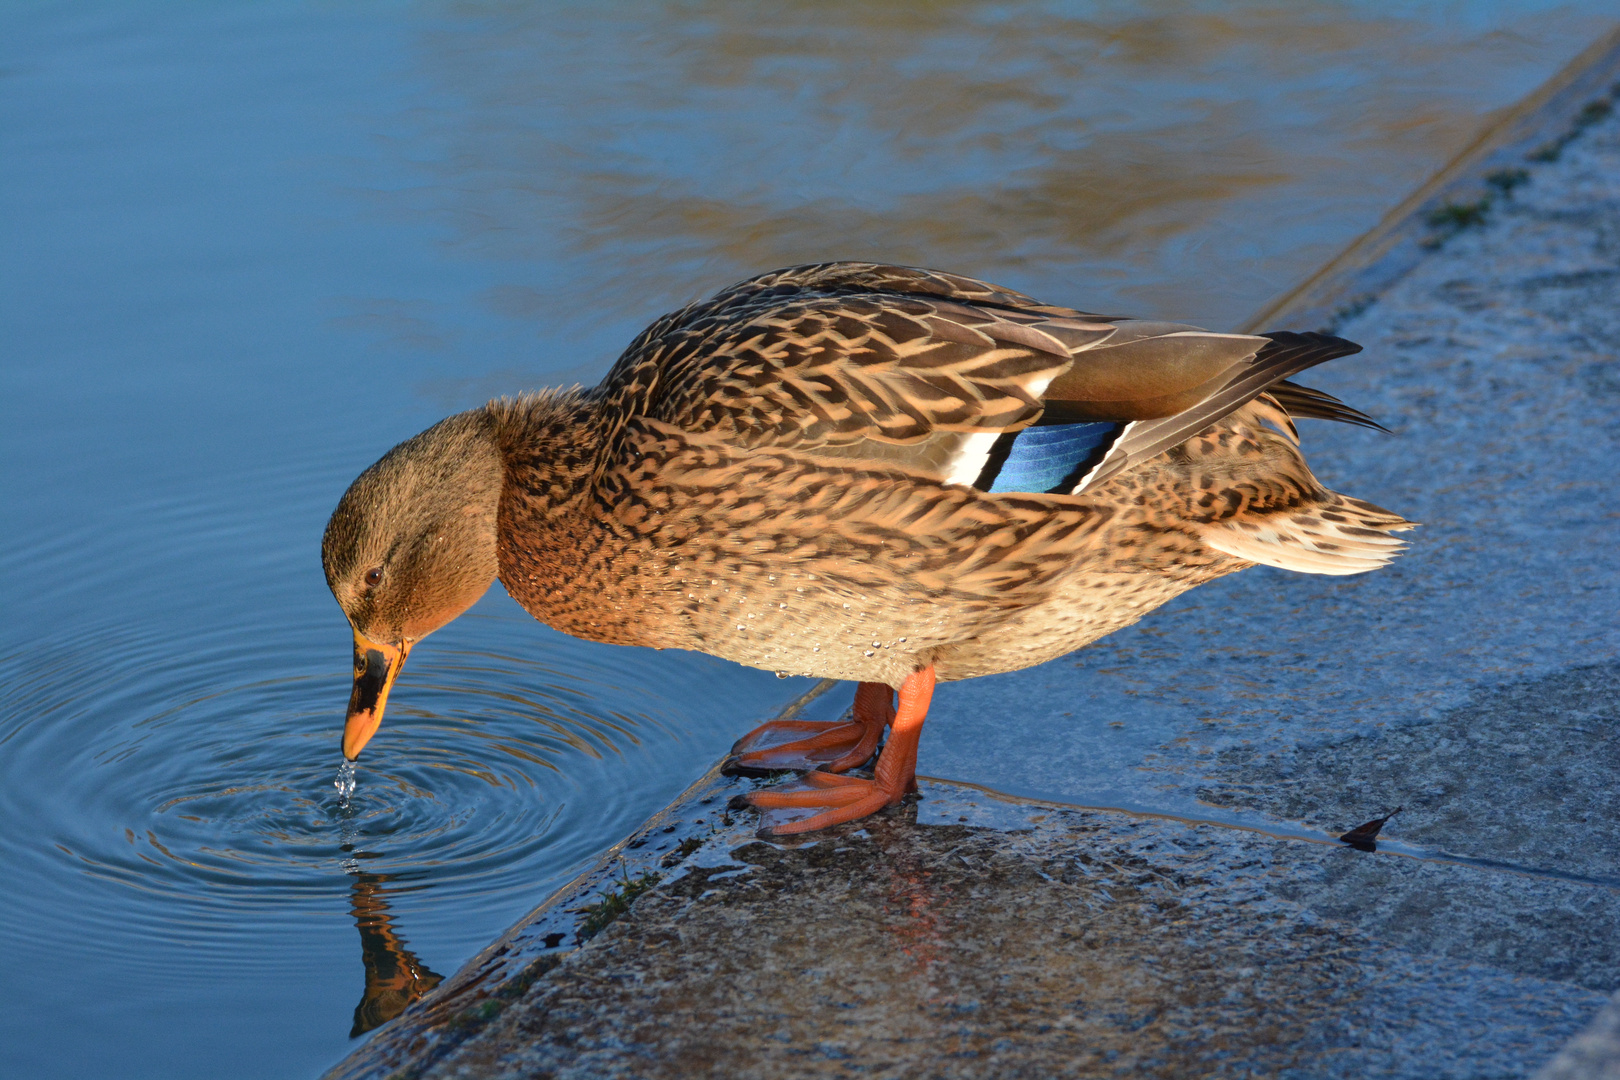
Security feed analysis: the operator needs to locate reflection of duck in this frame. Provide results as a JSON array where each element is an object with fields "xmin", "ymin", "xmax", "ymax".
[
  {"xmin": 321, "ymin": 263, "xmax": 1411, "ymax": 836},
  {"xmin": 348, "ymin": 870, "xmax": 443, "ymax": 1037}
]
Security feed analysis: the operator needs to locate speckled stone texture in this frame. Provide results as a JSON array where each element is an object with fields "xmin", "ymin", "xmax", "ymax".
[
  {"xmin": 1200, "ymin": 663, "xmax": 1620, "ymax": 892},
  {"xmin": 411, "ymin": 795, "xmax": 1608, "ymax": 1080},
  {"xmin": 333, "ymin": 77, "xmax": 1620, "ymax": 1080},
  {"xmin": 1539, "ymin": 993, "xmax": 1620, "ymax": 1080}
]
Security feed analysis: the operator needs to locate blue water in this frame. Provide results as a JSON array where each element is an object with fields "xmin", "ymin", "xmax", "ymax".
[{"xmin": 2, "ymin": 3, "xmax": 1615, "ymax": 1077}]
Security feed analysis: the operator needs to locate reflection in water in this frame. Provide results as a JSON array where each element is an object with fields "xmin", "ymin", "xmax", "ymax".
[
  {"xmin": 398, "ymin": 2, "xmax": 1620, "ymax": 331},
  {"xmin": 875, "ymin": 813, "xmax": 950, "ymax": 997},
  {"xmin": 339, "ymin": 807, "xmax": 444, "ymax": 1038},
  {"xmin": 345, "ymin": 865, "xmax": 444, "ymax": 1037}
]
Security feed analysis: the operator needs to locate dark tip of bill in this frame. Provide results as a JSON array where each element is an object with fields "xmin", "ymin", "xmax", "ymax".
[
  {"xmin": 1339, "ymin": 805, "xmax": 1403, "ymax": 852},
  {"xmin": 727, "ymin": 793, "xmax": 754, "ymax": 811}
]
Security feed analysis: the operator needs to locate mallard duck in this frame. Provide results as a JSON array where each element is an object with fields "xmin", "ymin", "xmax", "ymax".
[{"xmin": 322, "ymin": 262, "xmax": 1411, "ymax": 836}]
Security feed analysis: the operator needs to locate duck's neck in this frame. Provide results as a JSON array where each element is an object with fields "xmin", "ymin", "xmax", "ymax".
[
  {"xmin": 485, "ymin": 388, "xmax": 602, "ymax": 514},
  {"xmin": 485, "ymin": 389, "xmax": 637, "ymax": 638}
]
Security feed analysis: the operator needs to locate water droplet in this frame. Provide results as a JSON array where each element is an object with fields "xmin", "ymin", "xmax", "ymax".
[
  {"xmin": 334, "ymin": 760, "xmax": 357, "ymax": 802},
  {"xmin": 864, "ymin": 650, "xmax": 875, "ymax": 657}
]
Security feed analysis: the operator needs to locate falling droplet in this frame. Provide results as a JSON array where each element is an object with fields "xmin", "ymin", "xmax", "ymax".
[{"xmin": 334, "ymin": 760, "xmax": 357, "ymax": 802}]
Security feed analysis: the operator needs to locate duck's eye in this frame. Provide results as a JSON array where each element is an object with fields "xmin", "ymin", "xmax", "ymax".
[{"xmin": 364, "ymin": 567, "xmax": 383, "ymax": 587}]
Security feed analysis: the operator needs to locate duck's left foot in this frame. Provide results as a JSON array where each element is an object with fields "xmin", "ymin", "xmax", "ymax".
[
  {"xmin": 735, "ymin": 772, "xmax": 902, "ymax": 834},
  {"xmin": 722, "ymin": 682, "xmax": 892, "ymax": 776},
  {"xmin": 734, "ymin": 667, "xmax": 935, "ymax": 836}
]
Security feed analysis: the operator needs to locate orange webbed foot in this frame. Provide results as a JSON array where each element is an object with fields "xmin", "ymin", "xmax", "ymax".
[
  {"xmin": 734, "ymin": 667, "xmax": 935, "ymax": 836},
  {"xmin": 722, "ymin": 682, "xmax": 892, "ymax": 775}
]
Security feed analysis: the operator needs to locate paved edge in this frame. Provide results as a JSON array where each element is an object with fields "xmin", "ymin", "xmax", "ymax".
[
  {"xmin": 1241, "ymin": 23, "xmax": 1620, "ymax": 335},
  {"xmin": 320, "ymin": 680, "xmax": 839, "ymax": 1080},
  {"xmin": 319, "ymin": 26, "xmax": 1620, "ymax": 1080}
]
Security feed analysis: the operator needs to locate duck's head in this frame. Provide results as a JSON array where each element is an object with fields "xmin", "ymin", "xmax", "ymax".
[{"xmin": 321, "ymin": 410, "xmax": 504, "ymax": 760}]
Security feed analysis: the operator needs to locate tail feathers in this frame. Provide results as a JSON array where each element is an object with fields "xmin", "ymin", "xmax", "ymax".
[
  {"xmin": 1074, "ymin": 331, "xmax": 1362, "ymax": 493},
  {"xmin": 1200, "ymin": 495, "xmax": 1415, "ymax": 576},
  {"xmin": 1268, "ymin": 380, "xmax": 1389, "ymax": 433}
]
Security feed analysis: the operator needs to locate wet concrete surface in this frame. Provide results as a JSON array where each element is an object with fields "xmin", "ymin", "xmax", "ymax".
[
  {"xmin": 347, "ymin": 779, "xmax": 1610, "ymax": 1080},
  {"xmin": 1540, "ymin": 993, "xmax": 1620, "ymax": 1080},
  {"xmin": 328, "ymin": 48, "xmax": 1620, "ymax": 1080},
  {"xmin": 1201, "ymin": 663, "xmax": 1620, "ymax": 894}
]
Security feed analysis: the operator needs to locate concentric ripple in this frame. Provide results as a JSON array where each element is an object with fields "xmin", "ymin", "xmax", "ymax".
[
  {"xmin": 0, "ymin": 609, "xmax": 787, "ymax": 952},
  {"xmin": 0, "ymin": 552, "xmax": 806, "ymax": 1065}
]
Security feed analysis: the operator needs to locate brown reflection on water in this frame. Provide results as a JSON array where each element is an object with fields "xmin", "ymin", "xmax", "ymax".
[
  {"xmin": 348, "ymin": 869, "xmax": 444, "ymax": 1037},
  {"xmin": 395, "ymin": 1, "xmax": 1614, "ymax": 332}
]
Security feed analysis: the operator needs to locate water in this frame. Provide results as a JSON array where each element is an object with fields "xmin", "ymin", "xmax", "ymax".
[
  {"xmin": 334, "ymin": 761, "xmax": 358, "ymax": 803},
  {"xmin": 2, "ymin": 3, "xmax": 1615, "ymax": 1078}
]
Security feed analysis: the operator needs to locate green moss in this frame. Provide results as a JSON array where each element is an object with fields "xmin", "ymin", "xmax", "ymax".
[
  {"xmin": 1485, "ymin": 168, "xmax": 1529, "ymax": 197},
  {"xmin": 1576, "ymin": 99, "xmax": 1614, "ymax": 128},
  {"xmin": 1530, "ymin": 95, "xmax": 1615, "ymax": 162},
  {"xmin": 1420, "ymin": 197, "xmax": 1494, "ymax": 249},
  {"xmin": 496, "ymin": 954, "xmax": 564, "ymax": 1000},
  {"xmin": 1326, "ymin": 294, "xmax": 1375, "ymax": 334},
  {"xmin": 1426, "ymin": 198, "xmax": 1490, "ymax": 232},
  {"xmin": 661, "ymin": 835, "xmax": 706, "ymax": 868},
  {"xmin": 445, "ymin": 998, "xmax": 507, "ymax": 1032},
  {"xmin": 578, "ymin": 870, "xmax": 663, "ymax": 941}
]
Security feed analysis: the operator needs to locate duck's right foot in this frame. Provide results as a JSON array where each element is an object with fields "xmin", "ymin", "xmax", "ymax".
[
  {"xmin": 721, "ymin": 682, "xmax": 893, "ymax": 776},
  {"xmin": 732, "ymin": 666, "xmax": 936, "ymax": 837}
]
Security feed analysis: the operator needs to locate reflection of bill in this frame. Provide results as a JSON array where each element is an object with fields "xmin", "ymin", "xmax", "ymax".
[{"xmin": 348, "ymin": 870, "xmax": 444, "ymax": 1037}]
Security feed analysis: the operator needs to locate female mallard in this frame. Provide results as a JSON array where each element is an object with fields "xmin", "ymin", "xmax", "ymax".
[{"xmin": 322, "ymin": 262, "xmax": 1410, "ymax": 836}]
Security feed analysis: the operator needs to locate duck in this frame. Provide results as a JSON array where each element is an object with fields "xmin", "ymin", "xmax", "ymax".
[{"xmin": 321, "ymin": 262, "xmax": 1411, "ymax": 836}]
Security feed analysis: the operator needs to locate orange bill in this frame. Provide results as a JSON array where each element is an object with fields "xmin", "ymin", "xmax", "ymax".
[{"xmin": 343, "ymin": 629, "xmax": 409, "ymax": 760}]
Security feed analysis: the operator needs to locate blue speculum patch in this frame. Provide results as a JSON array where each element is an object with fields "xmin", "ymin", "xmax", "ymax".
[{"xmin": 985, "ymin": 421, "xmax": 1120, "ymax": 494}]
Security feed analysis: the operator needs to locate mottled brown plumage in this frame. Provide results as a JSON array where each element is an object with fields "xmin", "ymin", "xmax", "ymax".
[{"xmin": 322, "ymin": 262, "xmax": 1412, "ymax": 833}]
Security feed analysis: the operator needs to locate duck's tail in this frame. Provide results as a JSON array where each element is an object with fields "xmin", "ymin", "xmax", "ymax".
[
  {"xmin": 1198, "ymin": 489, "xmax": 1414, "ymax": 576},
  {"xmin": 1072, "ymin": 331, "xmax": 1374, "ymax": 493}
]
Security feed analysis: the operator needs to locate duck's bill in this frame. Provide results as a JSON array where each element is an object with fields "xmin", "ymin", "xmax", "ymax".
[{"xmin": 344, "ymin": 630, "xmax": 410, "ymax": 760}]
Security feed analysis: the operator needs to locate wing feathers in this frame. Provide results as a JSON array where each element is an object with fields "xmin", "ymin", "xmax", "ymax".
[
  {"xmin": 601, "ymin": 265, "xmax": 1380, "ymax": 496},
  {"xmin": 1073, "ymin": 331, "xmax": 1362, "ymax": 493}
]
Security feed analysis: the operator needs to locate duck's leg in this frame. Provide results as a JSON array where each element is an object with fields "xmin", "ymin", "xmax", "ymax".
[
  {"xmin": 738, "ymin": 667, "xmax": 936, "ymax": 836},
  {"xmin": 722, "ymin": 682, "xmax": 893, "ymax": 775}
]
